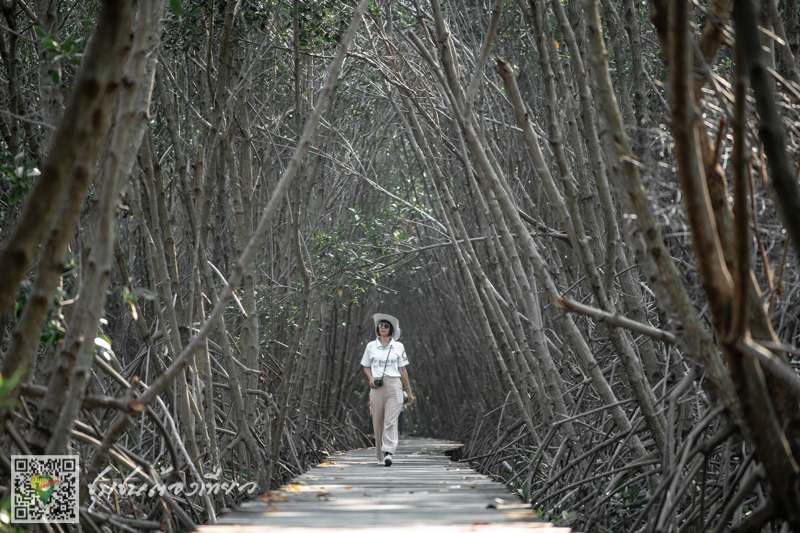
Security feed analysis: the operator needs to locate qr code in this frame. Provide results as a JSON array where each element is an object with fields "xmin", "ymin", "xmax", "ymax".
[{"xmin": 11, "ymin": 455, "xmax": 79, "ymax": 523}]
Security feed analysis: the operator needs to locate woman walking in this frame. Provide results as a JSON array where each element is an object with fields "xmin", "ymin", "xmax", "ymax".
[{"xmin": 361, "ymin": 313, "xmax": 415, "ymax": 466}]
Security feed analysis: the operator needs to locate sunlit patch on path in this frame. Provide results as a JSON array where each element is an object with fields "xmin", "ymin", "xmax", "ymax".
[{"xmin": 199, "ymin": 437, "xmax": 570, "ymax": 532}]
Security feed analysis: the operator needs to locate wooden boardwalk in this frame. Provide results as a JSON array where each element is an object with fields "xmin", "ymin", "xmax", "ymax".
[{"xmin": 199, "ymin": 437, "xmax": 570, "ymax": 532}]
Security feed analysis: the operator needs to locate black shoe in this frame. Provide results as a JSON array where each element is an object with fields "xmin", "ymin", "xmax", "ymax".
[{"xmin": 384, "ymin": 453, "xmax": 392, "ymax": 466}]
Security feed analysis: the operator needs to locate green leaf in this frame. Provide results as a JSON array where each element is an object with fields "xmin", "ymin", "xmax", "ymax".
[
  {"xmin": 169, "ymin": 0, "xmax": 183, "ymax": 17},
  {"xmin": 0, "ymin": 367, "xmax": 25, "ymax": 410},
  {"xmin": 9, "ymin": 188, "xmax": 21, "ymax": 206},
  {"xmin": 34, "ymin": 25, "xmax": 46, "ymax": 37},
  {"xmin": 51, "ymin": 70, "xmax": 61, "ymax": 84}
]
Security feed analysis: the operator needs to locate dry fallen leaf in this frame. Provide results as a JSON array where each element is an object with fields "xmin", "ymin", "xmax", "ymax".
[{"xmin": 261, "ymin": 492, "xmax": 290, "ymax": 503}]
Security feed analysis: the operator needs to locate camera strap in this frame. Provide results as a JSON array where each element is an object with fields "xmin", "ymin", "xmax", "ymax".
[{"xmin": 378, "ymin": 345, "xmax": 393, "ymax": 379}]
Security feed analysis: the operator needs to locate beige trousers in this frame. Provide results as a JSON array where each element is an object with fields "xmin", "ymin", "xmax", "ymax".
[{"xmin": 370, "ymin": 376, "xmax": 403, "ymax": 460}]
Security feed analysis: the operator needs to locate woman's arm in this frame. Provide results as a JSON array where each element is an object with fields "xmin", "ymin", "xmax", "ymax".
[
  {"xmin": 399, "ymin": 366, "xmax": 415, "ymax": 405},
  {"xmin": 363, "ymin": 366, "xmax": 377, "ymax": 389}
]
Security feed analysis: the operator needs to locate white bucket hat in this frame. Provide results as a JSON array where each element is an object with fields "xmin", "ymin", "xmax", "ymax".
[{"xmin": 373, "ymin": 313, "xmax": 401, "ymax": 341}]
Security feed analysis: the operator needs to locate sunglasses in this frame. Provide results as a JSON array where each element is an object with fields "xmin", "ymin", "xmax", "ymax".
[{"xmin": 378, "ymin": 322, "xmax": 391, "ymax": 328}]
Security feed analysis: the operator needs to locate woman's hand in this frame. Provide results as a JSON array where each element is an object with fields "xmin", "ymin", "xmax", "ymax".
[
  {"xmin": 364, "ymin": 366, "xmax": 376, "ymax": 388},
  {"xmin": 399, "ymin": 367, "xmax": 414, "ymax": 405}
]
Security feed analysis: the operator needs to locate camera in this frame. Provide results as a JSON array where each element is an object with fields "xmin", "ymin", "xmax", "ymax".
[{"xmin": 373, "ymin": 379, "xmax": 383, "ymax": 387}]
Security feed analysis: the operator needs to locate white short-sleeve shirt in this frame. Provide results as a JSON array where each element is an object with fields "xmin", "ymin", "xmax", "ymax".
[{"xmin": 360, "ymin": 338, "xmax": 408, "ymax": 378}]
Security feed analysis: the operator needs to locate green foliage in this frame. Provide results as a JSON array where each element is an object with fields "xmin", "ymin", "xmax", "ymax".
[
  {"xmin": 0, "ymin": 153, "xmax": 39, "ymax": 207},
  {"xmin": 307, "ymin": 201, "xmax": 423, "ymax": 300},
  {"xmin": 42, "ymin": 250, "xmax": 79, "ymax": 346},
  {"xmin": 285, "ymin": 0, "xmax": 375, "ymax": 52},
  {"xmin": 122, "ymin": 286, "xmax": 156, "ymax": 321},
  {"xmin": 60, "ymin": 249, "xmax": 79, "ymax": 294},
  {"xmin": 614, "ymin": 483, "xmax": 646, "ymax": 513},
  {"xmin": 167, "ymin": 0, "xmax": 199, "ymax": 34},
  {"xmin": 34, "ymin": 25, "xmax": 84, "ymax": 79},
  {"xmin": 394, "ymin": 2, "xmax": 416, "ymax": 25},
  {"xmin": 12, "ymin": 250, "xmax": 78, "ymax": 346},
  {"xmin": 40, "ymin": 317, "xmax": 65, "ymax": 346},
  {"xmin": 169, "ymin": 0, "xmax": 184, "ymax": 17},
  {"xmin": 241, "ymin": 1, "xmax": 276, "ymax": 25},
  {"xmin": 13, "ymin": 280, "xmax": 30, "ymax": 324},
  {"xmin": 0, "ymin": 368, "xmax": 24, "ymax": 410}
]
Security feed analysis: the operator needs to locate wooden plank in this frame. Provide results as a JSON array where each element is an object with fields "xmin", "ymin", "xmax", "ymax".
[{"xmin": 199, "ymin": 438, "xmax": 569, "ymax": 532}]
